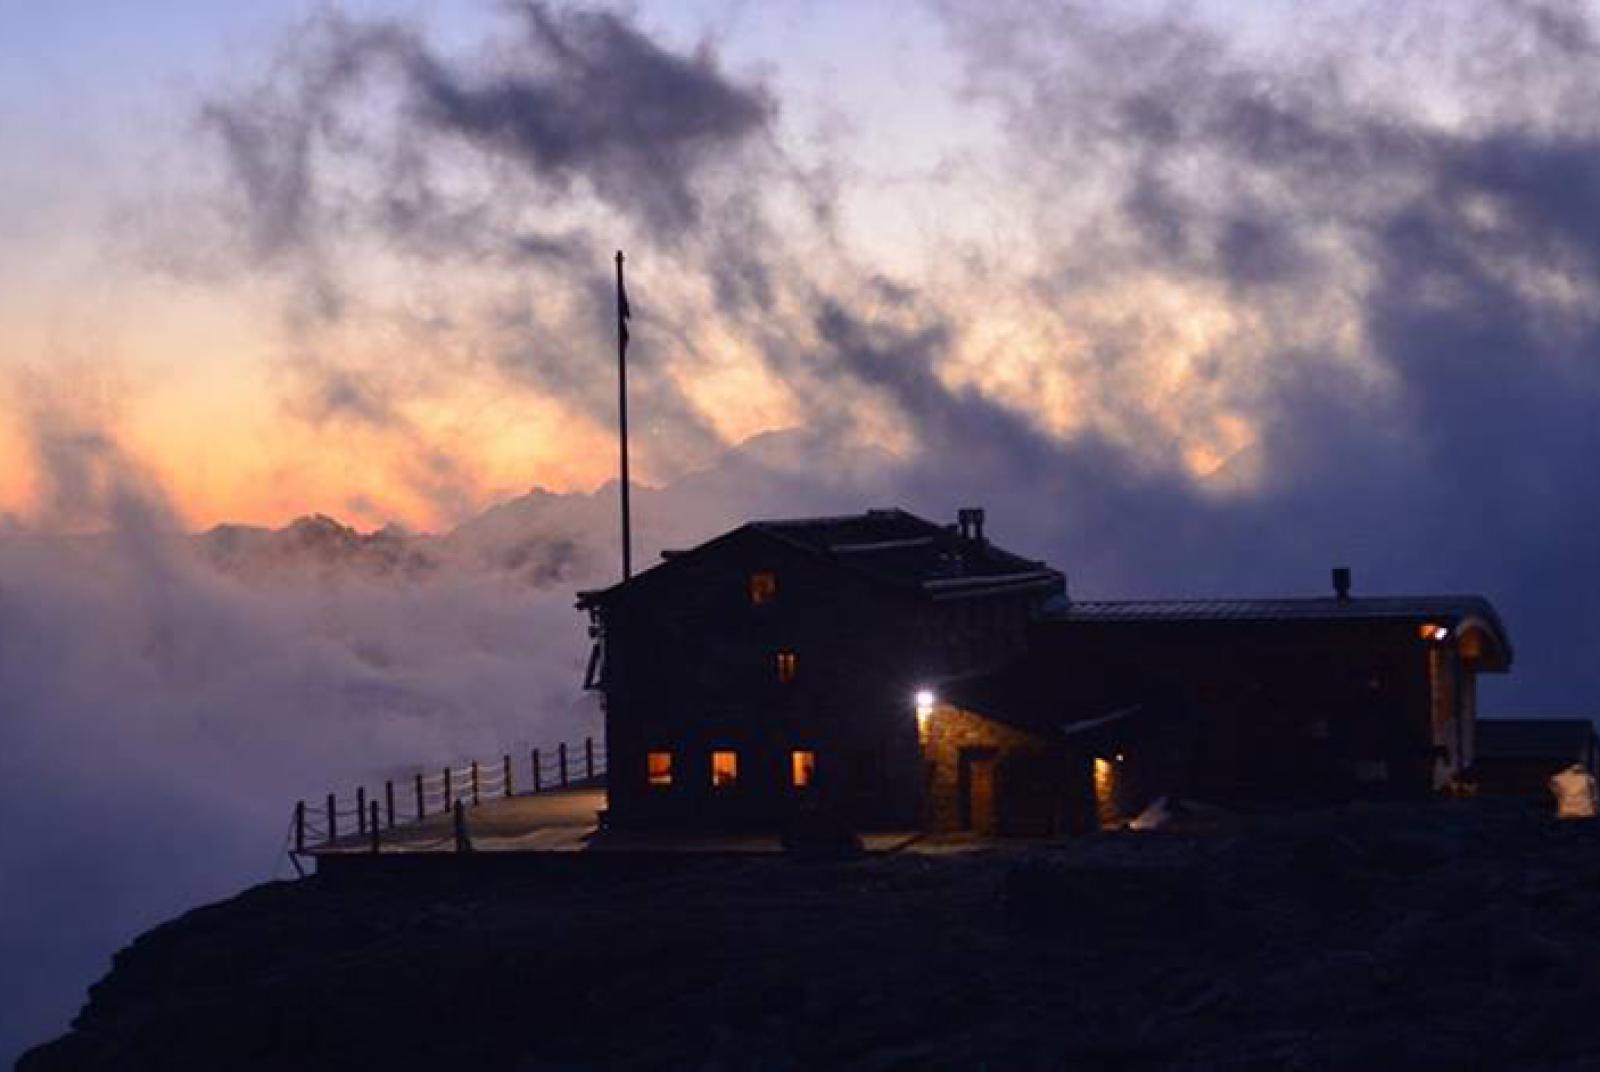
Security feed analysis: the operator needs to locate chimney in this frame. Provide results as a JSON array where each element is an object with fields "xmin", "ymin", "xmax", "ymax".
[
  {"xmin": 1332, "ymin": 566, "xmax": 1352, "ymax": 602},
  {"xmin": 957, "ymin": 507, "xmax": 986, "ymax": 544}
]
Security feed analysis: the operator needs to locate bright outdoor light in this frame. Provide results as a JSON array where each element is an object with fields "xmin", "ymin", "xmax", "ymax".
[{"xmin": 914, "ymin": 689, "xmax": 935, "ymax": 741}]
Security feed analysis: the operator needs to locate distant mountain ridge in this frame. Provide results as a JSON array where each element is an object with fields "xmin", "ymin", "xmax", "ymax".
[{"xmin": 190, "ymin": 428, "xmax": 903, "ymax": 589}]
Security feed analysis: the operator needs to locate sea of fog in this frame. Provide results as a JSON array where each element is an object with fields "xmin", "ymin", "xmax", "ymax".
[{"xmin": 0, "ymin": 526, "xmax": 601, "ymax": 1063}]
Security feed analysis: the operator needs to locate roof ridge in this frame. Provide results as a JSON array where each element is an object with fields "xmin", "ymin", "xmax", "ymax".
[
  {"xmin": 750, "ymin": 506, "xmax": 925, "ymax": 529},
  {"xmin": 1066, "ymin": 594, "xmax": 1493, "ymax": 606}
]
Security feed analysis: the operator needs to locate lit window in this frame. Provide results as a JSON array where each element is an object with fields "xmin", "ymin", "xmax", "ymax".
[
  {"xmin": 791, "ymin": 750, "xmax": 816, "ymax": 788},
  {"xmin": 712, "ymin": 750, "xmax": 739, "ymax": 788},
  {"xmin": 647, "ymin": 751, "xmax": 673, "ymax": 787},
  {"xmin": 776, "ymin": 651, "xmax": 798, "ymax": 683},
  {"xmin": 749, "ymin": 572, "xmax": 777, "ymax": 605}
]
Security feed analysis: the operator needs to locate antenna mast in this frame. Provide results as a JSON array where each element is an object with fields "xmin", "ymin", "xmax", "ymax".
[{"xmin": 615, "ymin": 250, "xmax": 633, "ymax": 581}]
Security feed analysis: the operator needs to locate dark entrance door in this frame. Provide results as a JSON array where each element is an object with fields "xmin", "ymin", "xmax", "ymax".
[{"xmin": 958, "ymin": 748, "xmax": 999, "ymax": 834}]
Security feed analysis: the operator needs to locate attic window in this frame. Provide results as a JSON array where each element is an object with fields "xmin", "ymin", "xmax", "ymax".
[
  {"xmin": 776, "ymin": 651, "xmax": 798, "ymax": 684},
  {"xmin": 647, "ymin": 751, "xmax": 673, "ymax": 787},
  {"xmin": 749, "ymin": 571, "xmax": 777, "ymax": 605},
  {"xmin": 712, "ymin": 750, "xmax": 739, "ymax": 788},
  {"xmin": 791, "ymin": 750, "xmax": 816, "ymax": 788}
]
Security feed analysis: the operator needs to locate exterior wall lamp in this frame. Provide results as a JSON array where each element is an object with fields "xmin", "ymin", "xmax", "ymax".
[{"xmin": 914, "ymin": 688, "xmax": 935, "ymax": 742}]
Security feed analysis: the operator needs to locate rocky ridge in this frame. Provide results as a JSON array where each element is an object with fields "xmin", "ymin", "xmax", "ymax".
[{"xmin": 22, "ymin": 799, "xmax": 1600, "ymax": 1070}]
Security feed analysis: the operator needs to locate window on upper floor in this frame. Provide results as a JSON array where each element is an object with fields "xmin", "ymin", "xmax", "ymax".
[
  {"xmin": 776, "ymin": 650, "xmax": 798, "ymax": 684},
  {"xmin": 791, "ymin": 750, "xmax": 816, "ymax": 789},
  {"xmin": 749, "ymin": 571, "xmax": 778, "ymax": 605},
  {"xmin": 647, "ymin": 751, "xmax": 673, "ymax": 787},
  {"xmin": 711, "ymin": 750, "xmax": 739, "ymax": 788}
]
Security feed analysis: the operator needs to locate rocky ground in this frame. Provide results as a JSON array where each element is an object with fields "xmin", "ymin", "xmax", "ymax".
[{"xmin": 23, "ymin": 799, "xmax": 1600, "ymax": 1070}]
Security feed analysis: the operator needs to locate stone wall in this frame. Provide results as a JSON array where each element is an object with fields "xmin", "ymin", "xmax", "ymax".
[{"xmin": 922, "ymin": 704, "xmax": 1091, "ymax": 835}]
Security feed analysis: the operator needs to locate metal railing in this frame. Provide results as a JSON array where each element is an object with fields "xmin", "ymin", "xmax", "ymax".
[{"xmin": 291, "ymin": 736, "xmax": 607, "ymax": 857}]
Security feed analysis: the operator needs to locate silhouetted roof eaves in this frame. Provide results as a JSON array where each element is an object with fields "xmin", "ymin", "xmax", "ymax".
[
  {"xmin": 1476, "ymin": 718, "xmax": 1599, "ymax": 761},
  {"xmin": 755, "ymin": 509, "xmax": 1062, "ymax": 595},
  {"xmin": 578, "ymin": 508, "xmax": 1063, "ymax": 608},
  {"xmin": 936, "ymin": 648, "xmax": 1156, "ymax": 737},
  {"xmin": 1041, "ymin": 593, "xmax": 1513, "ymax": 660}
]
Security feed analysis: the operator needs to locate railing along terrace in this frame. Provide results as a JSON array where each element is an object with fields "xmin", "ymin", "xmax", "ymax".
[{"xmin": 290, "ymin": 736, "xmax": 607, "ymax": 857}]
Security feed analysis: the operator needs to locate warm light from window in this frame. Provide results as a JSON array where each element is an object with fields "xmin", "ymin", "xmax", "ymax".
[
  {"xmin": 1093, "ymin": 756, "xmax": 1118, "ymax": 829},
  {"xmin": 712, "ymin": 750, "xmax": 739, "ymax": 788},
  {"xmin": 749, "ymin": 572, "xmax": 777, "ymax": 605},
  {"xmin": 791, "ymin": 750, "xmax": 815, "ymax": 788},
  {"xmin": 776, "ymin": 651, "xmax": 798, "ymax": 683},
  {"xmin": 1418, "ymin": 622, "xmax": 1451, "ymax": 642},
  {"xmin": 647, "ymin": 751, "xmax": 673, "ymax": 787}
]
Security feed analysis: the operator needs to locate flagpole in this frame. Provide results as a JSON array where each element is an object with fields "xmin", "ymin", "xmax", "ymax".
[{"xmin": 615, "ymin": 249, "xmax": 632, "ymax": 581}]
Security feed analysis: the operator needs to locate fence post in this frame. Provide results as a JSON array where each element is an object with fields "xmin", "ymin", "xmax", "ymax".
[
  {"xmin": 532, "ymin": 748, "xmax": 542, "ymax": 793},
  {"xmin": 369, "ymin": 801, "xmax": 381, "ymax": 854},
  {"xmin": 503, "ymin": 754, "xmax": 513, "ymax": 798},
  {"xmin": 585, "ymin": 736, "xmax": 595, "ymax": 780},
  {"xmin": 559, "ymin": 742, "xmax": 569, "ymax": 787},
  {"xmin": 414, "ymin": 772, "xmax": 425, "ymax": 822},
  {"xmin": 384, "ymin": 781, "xmax": 395, "ymax": 828},
  {"xmin": 326, "ymin": 793, "xmax": 337, "ymax": 844},
  {"xmin": 443, "ymin": 767, "xmax": 452, "ymax": 809},
  {"xmin": 294, "ymin": 800, "xmax": 306, "ymax": 854},
  {"xmin": 356, "ymin": 786, "xmax": 367, "ymax": 835},
  {"xmin": 453, "ymin": 800, "xmax": 472, "ymax": 853},
  {"xmin": 471, "ymin": 760, "xmax": 481, "ymax": 806}
]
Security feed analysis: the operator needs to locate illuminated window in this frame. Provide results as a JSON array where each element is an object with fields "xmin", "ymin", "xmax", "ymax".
[
  {"xmin": 791, "ymin": 750, "xmax": 816, "ymax": 788},
  {"xmin": 647, "ymin": 751, "xmax": 673, "ymax": 787},
  {"xmin": 712, "ymin": 750, "xmax": 739, "ymax": 788},
  {"xmin": 749, "ymin": 572, "xmax": 777, "ymax": 605},
  {"xmin": 776, "ymin": 651, "xmax": 798, "ymax": 683}
]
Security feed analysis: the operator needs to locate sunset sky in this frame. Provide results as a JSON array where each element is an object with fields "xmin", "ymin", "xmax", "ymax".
[
  {"xmin": 0, "ymin": 0, "xmax": 1406, "ymax": 533},
  {"xmin": 8, "ymin": 0, "xmax": 1600, "ymax": 621}
]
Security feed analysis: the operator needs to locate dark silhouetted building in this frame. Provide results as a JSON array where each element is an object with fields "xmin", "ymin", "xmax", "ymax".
[
  {"xmin": 577, "ymin": 508, "xmax": 1062, "ymax": 831},
  {"xmin": 579, "ymin": 508, "xmax": 1514, "ymax": 835}
]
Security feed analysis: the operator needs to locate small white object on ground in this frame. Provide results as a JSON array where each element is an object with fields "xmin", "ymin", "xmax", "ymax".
[{"xmin": 1130, "ymin": 796, "xmax": 1171, "ymax": 831}]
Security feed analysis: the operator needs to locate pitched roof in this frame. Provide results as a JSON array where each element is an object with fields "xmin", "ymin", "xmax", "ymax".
[
  {"xmin": 753, "ymin": 509, "xmax": 1060, "ymax": 596},
  {"xmin": 578, "ymin": 508, "xmax": 1063, "ymax": 607},
  {"xmin": 1044, "ymin": 593, "xmax": 1499, "ymax": 624},
  {"xmin": 1477, "ymin": 718, "xmax": 1598, "ymax": 761}
]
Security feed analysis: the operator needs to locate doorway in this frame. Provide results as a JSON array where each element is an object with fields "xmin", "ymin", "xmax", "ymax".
[{"xmin": 958, "ymin": 747, "xmax": 999, "ymax": 834}]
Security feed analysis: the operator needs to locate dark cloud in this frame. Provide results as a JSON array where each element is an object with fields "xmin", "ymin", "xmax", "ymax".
[
  {"xmin": 404, "ymin": 3, "xmax": 772, "ymax": 234},
  {"xmin": 926, "ymin": 0, "xmax": 1600, "ymax": 711},
  {"xmin": 204, "ymin": 3, "xmax": 771, "ymax": 263},
  {"xmin": 196, "ymin": 3, "xmax": 778, "ymax": 508}
]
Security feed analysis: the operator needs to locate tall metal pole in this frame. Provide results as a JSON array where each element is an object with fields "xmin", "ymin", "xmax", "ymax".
[{"xmin": 616, "ymin": 250, "xmax": 633, "ymax": 581}]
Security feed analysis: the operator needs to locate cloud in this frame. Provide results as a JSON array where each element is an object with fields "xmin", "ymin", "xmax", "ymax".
[
  {"xmin": 0, "ymin": 415, "xmax": 605, "ymax": 1062},
  {"xmin": 913, "ymin": 0, "xmax": 1600, "ymax": 697},
  {"xmin": 193, "ymin": 3, "xmax": 781, "ymax": 510},
  {"xmin": 203, "ymin": 3, "xmax": 773, "ymax": 263}
]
